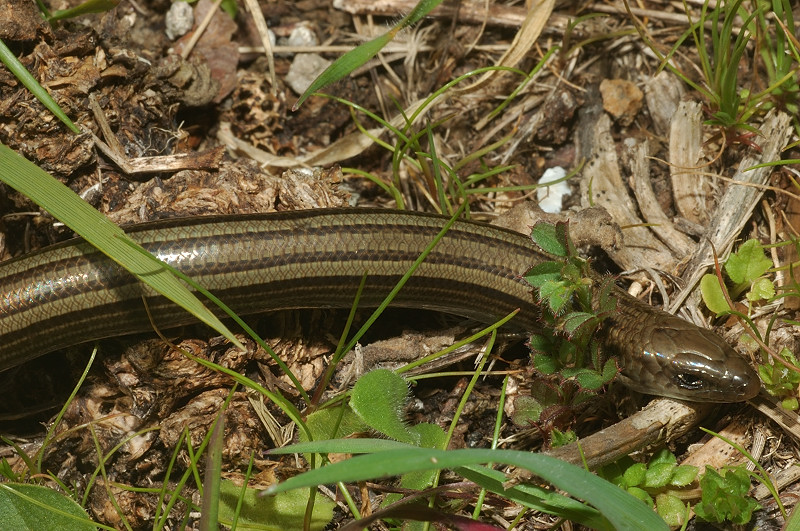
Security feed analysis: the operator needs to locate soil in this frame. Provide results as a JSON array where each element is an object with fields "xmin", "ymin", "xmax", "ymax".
[{"xmin": 1, "ymin": 0, "xmax": 799, "ymax": 529}]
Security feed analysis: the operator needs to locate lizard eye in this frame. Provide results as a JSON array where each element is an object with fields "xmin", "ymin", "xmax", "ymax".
[{"xmin": 675, "ymin": 373, "xmax": 706, "ymax": 390}]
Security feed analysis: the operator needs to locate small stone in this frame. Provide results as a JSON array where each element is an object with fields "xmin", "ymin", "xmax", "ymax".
[
  {"xmin": 285, "ymin": 53, "xmax": 332, "ymax": 95},
  {"xmin": 166, "ymin": 2, "xmax": 194, "ymax": 41},
  {"xmin": 287, "ymin": 24, "xmax": 318, "ymax": 47},
  {"xmin": 599, "ymin": 78, "xmax": 644, "ymax": 126}
]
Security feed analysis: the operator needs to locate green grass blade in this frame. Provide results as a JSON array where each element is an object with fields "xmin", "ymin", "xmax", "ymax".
[
  {"xmin": 0, "ymin": 144, "xmax": 244, "ymax": 352},
  {"xmin": 0, "ymin": 39, "xmax": 79, "ymax": 133},
  {"xmin": 47, "ymin": 0, "xmax": 120, "ymax": 21},
  {"xmin": 267, "ymin": 443, "xmax": 669, "ymax": 531},
  {"xmin": 293, "ymin": 0, "xmax": 446, "ymax": 109}
]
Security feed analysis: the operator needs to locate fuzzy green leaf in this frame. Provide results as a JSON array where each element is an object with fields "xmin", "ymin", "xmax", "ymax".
[
  {"xmin": 532, "ymin": 353, "xmax": 558, "ymax": 375},
  {"xmin": 650, "ymin": 448, "xmax": 677, "ymax": 466},
  {"xmin": 622, "ymin": 463, "xmax": 647, "ymax": 488},
  {"xmin": 625, "ymin": 486, "xmax": 653, "ymax": 507},
  {"xmin": 655, "ymin": 493, "xmax": 689, "ymax": 528},
  {"xmin": 539, "ymin": 279, "xmax": 572, "ymax": 314},
  {"xmin": 531, "ymin": 222, "xmax": 568, "ymax": 257},
  {"xmin": 525, "ymin": 261, "xmax": 563, "ymax": 288},
  {"xmin": 301, "ymin": 404, "xmax": 368, "ymax": 442},
  {"xmin": 562, "ymin": 311, "xmax": 598, "ymax": 336},
  {"xmin": 644, "ymin": 463, "xmax": 676, "ymax": 489},
  {"xmin": 576, "ymin": 369, "xmax": 605, "ymax": 390},
  {"xmin": 350, "ymin": 369, "xmax": 419, "ymax": 445},
  {"xmin": 510, "ymin": 395, "xmax": 544, "ymax": 425}
]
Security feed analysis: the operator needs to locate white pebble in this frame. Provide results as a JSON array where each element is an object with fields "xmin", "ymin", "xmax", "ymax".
[{"xmin": 536, "ymin": 167, "xmax": 571, "ymax": 213}]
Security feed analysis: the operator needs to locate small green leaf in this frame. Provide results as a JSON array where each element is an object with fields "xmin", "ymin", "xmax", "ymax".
[
  {"xmin": 396, "ymin": 424, "xmax": 445, "ymax": 495},
  {"xmin": 510, "ymin": 395, "xmax": 544, "ymax": 425},
  {"xmin": 573, "ymin": 368, "xmax": 605, "ymax": 390},
  {"xmin": 650, "ymin": 448, "xmax": 677, "ymax": 466},
  {"xmin": 350, "ymin": 369, "xmax": 419, "ymax": 445},
  {"xmin": 746, "ymin": 277, "xmax": 775, "ymax": 301},
  {"xmin": 600, "ymin": 359, "xmax": 619, "ymax": 383},
  {"xmin": 411, "ymin": 422, "xmax": 446, "ymax": 450},
  {"xmin": 644, "ymin": 463, "xmax": 676, "ymax": 489},
  {"xmin": 532, "ymin": 353, "xmax": 558, "ymax": 375},
  {"xmin": 700, "ymin": 273, "xmax": 733, "ymax": 314},
  {"xmin": 669, "ymin": 465, "xmax": 699, "ymax": 487},
  {"xmin": 550, "ymin": 428, "xmax": 577, "ymax": 448},
  {"xmin": 725, "ymin": 239, "xmax": 772, "ymax": 284},
  {"xmin": 525, "ymin": 261, "xmax": 563, "ymax": 288},
  {"xmin": 694, "ymin": 466, "xmax": 760, "ymax": 524},
  {"xmin": 562, "ymin": 311, "xmax": 598, "ymax": 336},
  {"xmin": 531, "ymin": 222, "xmax": 569, "ymax": 256},
  {"xmin": 625, "ymin": 486, "xmax": 653, "ymax": 507},
  {"xmin": 655, "ymin": 493, "xmax": 689, "ymax": 528},
  {"xmin": 539, "ymin": 279, "xmax": 572, "ymax": 314},
  {"xmin": 622, "ymin": 463, "xmax": 647, "ymax": 488}
]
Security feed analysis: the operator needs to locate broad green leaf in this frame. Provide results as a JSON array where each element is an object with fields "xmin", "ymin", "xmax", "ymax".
[
  {"xmin": 302, "ymin": 404, "xmax": 368, "ymax": 443},
  {"xmin": 0, "ymin": 483, "xmax": 95, "ymax": 531},
  {"xmin": 539, "ymin": 279, "xmax": 571, "ymax": 314},
  {"xmin": 562, "ymin": 311, "xmax": 597, "ymax": 336},
  {"xmin": 725, "ymin": 239, "xmax": 772, "ymax": 284},
  {"xmin": 350, "ymin": 369, "xmax": 418, "ymax": 444},
  {"xmin": 509, "ymin": 395, "xmax": 544, "ymax": 425},
  {"xmin": 650, "ymin": 448, "xmax": 677, "ymax": 466},
  {"xmin": 572, "ymin": 368, "xmax": 604, "ymax": 390},
  {"xmin": 411, "ymin": 422, "xmax": 446, "ymax": 450},
  {"xmin": 217, "ymin": 479, "xmax": 334, "ymax": 531},
  {"xmin": 397, "ymin": 423, "xmax": 447, "ymax": 492},
  {"xmin": 626, "ymin": 486, "xmax": 653, "ymax": 506},
  {"xmin": 700, "ymin": 273, "xmax": 732, "ymax": 314},
  {"xmin": 532, "ymin": 352, "xmax": 558, "ymax": 375}
]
